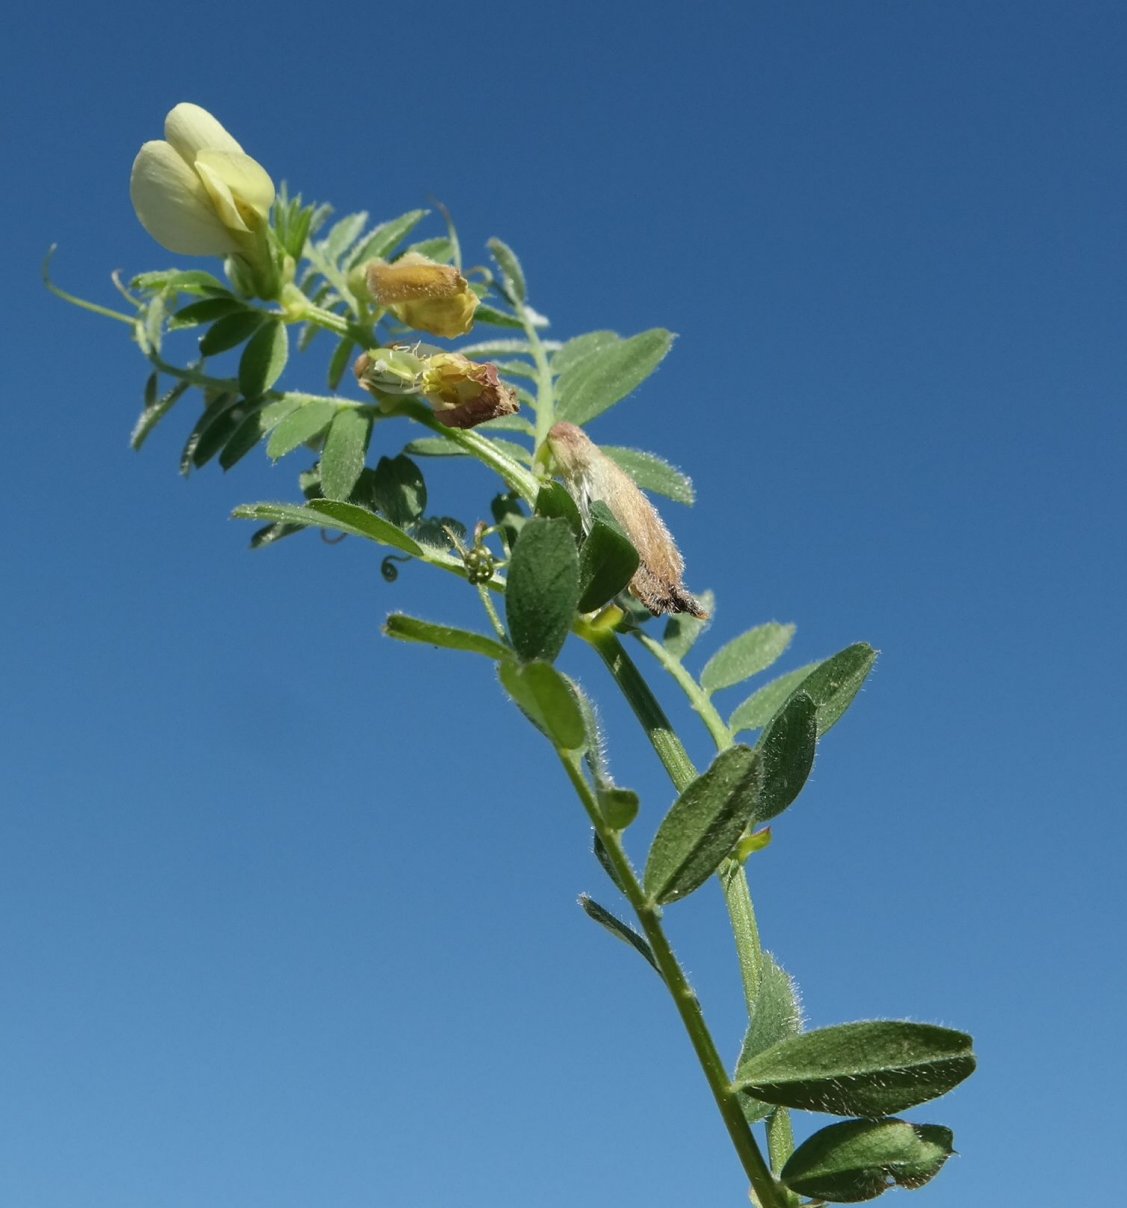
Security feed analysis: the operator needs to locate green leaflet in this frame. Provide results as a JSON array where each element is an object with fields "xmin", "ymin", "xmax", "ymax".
[
  {"xmin": 602, "ymin": 445, "xmax": 695, "ymax": 505},
  {"xmin": 384, "ymin": 614, "xmax": 509, "ymax": 660},
  {"xmin": 644, "ymin": 745, "xmax": 761, "ymax": 904},
  {"xmin": 731, "ymin": 644, "xmax": 878, "ymax": 738},
  {"xmin": 780, "ymin": 1119, "xmax": 955, "ymax": 1203},
  {"xmin": 504, "ymin": 518, "xmax": 580, "ymax": 663},
  {"xmin": 597, "ymin": 786, "xmax": 639, "ymax": 830},
  {"xmin": 550, "ymin": 330, "xmax": 617, "ymax": 376},
  {"xmin": 198, "ymin": 310, "xmax": 265, "ymax": 356},
  {"xmin": 577, "ymin": 501, "xmax": 640, "ymax": 613},
  {"xmin": 487, "ymin": 236, "xmax": 527, "ymax": 303},
  {"xmin": 729, "ymin": 663, "xmax": 819, "ymax": 734},
  {"xmin": 798, "ymin": 643, "xmax": 878, "ymax": 735},
  {"xmin": 498, "ymin": 659, "xmax": 586, "ymax": 750},
  {"xmin": 555, "ymin": 329, "xmax": 675, "ymax": 425},
  {"xmin": 359, "ymin": 454, "xmax": 427, "ymax": 527},
  {"xmin": 319, "ymin": 409, "xmax": 372, "ymax": 501},
  {"xmin": 172, "ymin": 296, "xmax": 246, "ymax": 326},
  {"xmin": 238, "ymin": 319, "xmax": 289, "ymax": 398},
  {"xmin": 535, "ymin": 482, "xmax": 583, "ymax": 541},
  {"xmin": 347, "ymin": 209, "xmax": 429, "ymax": 266},
  {"xmin": 700, "ymin": 622, "xmax": 796, "ymax": 696},
  {"xmin": 735, "ymin": 1021, "xmax": 976, "ymax": 1117},
  {"xmin": 754, "ymin": 692, "xmax": 818, "ymax": 823},
  {"xmin": 267, "ymin": 400, "xmax": 338, "ymax": 460},
  {"xmin": 231, "ymin": 500, "xmax": 423, "ymax": 556},
  {"xmin": 578, "ymin": 895, "xmax": 660, "ymax": 975},
  {"xmin": 737, "ymin": 952, "xmax": 804, "ymax": 1125}
]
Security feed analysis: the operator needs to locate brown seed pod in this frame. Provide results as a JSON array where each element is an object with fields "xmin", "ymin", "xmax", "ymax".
[{"xmin": 547, "ymin": 422, "xmax": 707, "ymax": 618}]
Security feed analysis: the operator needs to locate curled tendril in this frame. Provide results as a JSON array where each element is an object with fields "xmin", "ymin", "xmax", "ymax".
[{"xmin": 381, "ymin": 555, "xmax": 410, "ymax": 582}]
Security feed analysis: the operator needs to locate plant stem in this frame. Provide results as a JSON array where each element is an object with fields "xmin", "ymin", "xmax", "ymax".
[
  {"xmin": 632, "ymin": 630, "xmax": 733, "ymax": 750},
  {"xmin": 582, "ymin": 628, "xmax": 697, "ymax": 792},
  {"xmin": 399, "ymin": 401, "xmax": 541, "ymax": 504},
  {"xmin": 557, "ymin": 753, "xmax": 786, "ymax": 1208}
]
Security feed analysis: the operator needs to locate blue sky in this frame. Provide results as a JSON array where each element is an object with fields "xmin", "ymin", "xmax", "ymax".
[{"xmin": 4, "ymin": 2, "xmax": 1125, "ymax": 1205}]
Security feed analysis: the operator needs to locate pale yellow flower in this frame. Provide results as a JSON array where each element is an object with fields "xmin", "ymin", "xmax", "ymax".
[{"xmin": 130, "ymin": 103, "xmax": 275, "ymax": 257}]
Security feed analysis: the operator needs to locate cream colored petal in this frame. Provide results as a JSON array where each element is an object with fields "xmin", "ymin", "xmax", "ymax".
[
  {"xmin": 195, "ymin": 150, "xmax": 275, "ymax": 231},
  {"xmin": 163, "ymin": 102, "xmax": 244, "ymax": 160},
  {"xmin": 130, "ymin": 140, "xmax": 239, "ymax": 256}
]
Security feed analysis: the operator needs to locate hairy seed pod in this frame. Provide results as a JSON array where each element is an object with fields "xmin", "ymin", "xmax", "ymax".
[{"xmin": 547, "ymin": 422, "xmax": 707, "ymax": 618}]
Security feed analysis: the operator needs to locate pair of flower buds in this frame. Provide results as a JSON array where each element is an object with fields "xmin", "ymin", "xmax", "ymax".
[{"xmin": 130, "ymin": 103, "xmax": 704, "ymax": 618}]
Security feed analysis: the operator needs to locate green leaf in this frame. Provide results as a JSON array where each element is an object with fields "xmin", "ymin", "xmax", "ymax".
[
  {"xmin": 490, "ymin": 491, "xmax": 526, "ymax": 554},
  {"xmin": 644, "ymin": 746, "xmax": 761, "ymax": 904},
  {"xmin": 131, "ymin": 377, "xmax": 190, "ymax": 451},
  {"xmin": 737, "ymin": 953, "xmax": 804, "ymax": 1124},
  {"xmin": 403, "ymin": 438, "xmax": 466, "ymax": 458},
  {"xmin": 577, "ymin": 500, "xmax": 640, "ymax": 613},
  {"xmin": 199, "ymin": 310, "xmax": 265, "ymax": 356},
  {"xmin": 172, "ymin": 296, "xmax": 246, "ymax": 326},
  {"xmin": 730, "ymin": 663, "xmax": 819, "ymax": 734},
  {"xmin": 602, "ymin": 446, "xmax": 695, "ymax": 505},
  {"xmin": 182, "ymin": 393, "xmax": 243, "ymax": 471},
  {"xmin": 487, "ymin": 236, "xmax": 527, "ymax": 303},
  {"xmin": 473, "ymin": 303, "xmax": 525, "ymax": 329},
  {"xmin": 735, "ymin": 1021, "xmax": 976, "ymax": 1117},
  {"xmin": 405, "ymin": 236, "xmax": 453, "ymax": 262},
  {"xmin": 754, "ymin": 692, "xmax": 818, "ymax": 823},
  {"xmin": 266, "ymin": 400, "xmax": 338, "ymax": 460},
  {"xmin": 348, "ymin": 209, "xmax": 429, "ymax": 266},
  {"xmin": 498, "ymin": 659, "xmax": 586, "ymax": 749},
  {"xmin": 231, "ymin": 501, "xmax": 423, "ymax": 556},
  {"xmin": 780, "ymin": 1119, "xmax": 955, "ymax": 1202},
  {"xmin": 361, "ymin": 454, "xmax": 427, "ymax": 527},
  {"xmin": 700, "ymin": 622, "xmax": 796, "ymax": 696},
  {"xmin": 320, "ymin": 408, "xmax": 371, "ymax": 501},
  {"xmin": 455, "ymin": 338, "xmax": 533, "ymax": 359},
  {"xmin": 219, "ymin": 406, "xmax": 268, "ymax": 471},
  {"xmin": 535, "ymin": 481, "xmax": 583, "ymax": 540},
  {"xmin": 504, "ymin": 517, "xmax": 580, "ymax": 663},
  {"xmin": 798, "ymin": 643, "xmax": 878, "ymax": 736},
  {"xmin": 131, "ymin": 268, "xmax": 226, "ymax": 295},
  {"xmin": 384, "ymin": 614, "xmax": 509, "ymax": 659},
  {"xmin": 327, "ymin": 335, "xmax": 356, "ymax": 391},
  {"xmin": 597, "ymin": 786, "xmax": 640, "ymax": 830},
  {"xmin": 555, "ymin": 329, "xmax": 675, "ymax": 425},
  {"xmin": 662, "ymin": 591, "xmax": 715, "ymax": 659},
  {"xmin": 551, "ymin": 330, "xmax": 617, "ymax": 376},
  {"xmin": 578, "ymin": 895, "xmax": 660, "ymax": 975},
  {"xmin": 238, "ymin": 319, "xmax": 289, "ymax": 398},
  {"xmin": 593, "ymin": 833, "xmax": 627, "ymax": 894}
]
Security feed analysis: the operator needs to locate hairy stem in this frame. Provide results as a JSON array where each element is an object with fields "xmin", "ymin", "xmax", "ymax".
[
  {"xmin": 557, "ymin": 752, "xmax": 786, "ymax": 1208},
  {"xmin": 632, "ymin": 630, "xmax": 732, "ymax": 750}
]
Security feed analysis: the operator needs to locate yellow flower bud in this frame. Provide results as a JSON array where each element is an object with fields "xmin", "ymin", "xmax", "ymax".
[
  {"xmin": 364, "ymin": 254, "xmax": 479, "ymax": 338},
  {"xmin": 548, "ymin": 422, "xmax": 707, "ymax": 618}
]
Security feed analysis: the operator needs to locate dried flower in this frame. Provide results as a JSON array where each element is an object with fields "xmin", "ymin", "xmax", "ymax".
[
  {"xmin": 420, "ymin": 353, "xmax": 519, "ymax": 429},
  {"xmin": 354, "ymin": 348, "xmax": 519, "ymax": 431},
  {"xmin": 365, "ymin": 254, "xmax": 479, "ymax": 338},
  {"xmin": 548, "ymin": 422, "xmax": 707, "ymax": 618}
]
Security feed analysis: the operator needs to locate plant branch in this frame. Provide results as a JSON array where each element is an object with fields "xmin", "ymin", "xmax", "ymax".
[{"xmin": 556, "ymin": 751, "xmax": 786, "ymax": 1208}]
